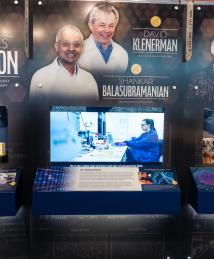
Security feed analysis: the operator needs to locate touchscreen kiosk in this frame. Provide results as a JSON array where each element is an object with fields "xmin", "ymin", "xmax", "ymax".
[{"xmin": 32, "ymin": 106, "xmax": 180, "ymax": 215}]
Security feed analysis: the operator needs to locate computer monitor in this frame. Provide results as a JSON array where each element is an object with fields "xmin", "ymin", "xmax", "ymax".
[{"xmin": 50, "ymin": 106, "xmax": 165, "ymax": 165}]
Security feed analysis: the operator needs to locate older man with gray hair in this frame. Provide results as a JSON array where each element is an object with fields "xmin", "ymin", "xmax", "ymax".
[
  {"xmin": 30, "ymin": 25, "xmax": 99, "ymax": 104},
  {"xmin": 78, "ymin": 3, "xmax": 128, "ymax": 75}
]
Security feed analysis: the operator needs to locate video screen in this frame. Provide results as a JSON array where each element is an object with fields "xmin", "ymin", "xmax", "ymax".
[
  {"xmin": 0, "ymin": 106, "xmax": 8, "ymax": 162},
  {"xmin": 138, "ymin": 170, "xmax": 177, "ymax": 185},
  {"xmin": 203, "ymin": 108, "xmax": 214, "ymax": 164},
  {"xmin": 0, "ymin": 170, "xmax": 17, "ymax": 191},
  {"xmin": 50, "ymin": 107, "xmax": 164, "ymax": 164}
]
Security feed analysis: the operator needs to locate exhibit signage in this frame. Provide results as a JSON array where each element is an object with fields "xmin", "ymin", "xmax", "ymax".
[
  {"xmin": 0, "ymin": 36, "xmax": 19, "ymax": 88},
  {"xmin": 29, "ymin": 1, "xmax": 183, "ymax": 106}
]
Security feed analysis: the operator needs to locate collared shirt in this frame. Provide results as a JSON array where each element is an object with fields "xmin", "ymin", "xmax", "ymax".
[
  {"xmin": 30, "ymin": 57, "xmax": 99, "ymax": 104},
  {"xmin": 57, "ymin": 57, "xmax": 78, "ymax": 75},
  {"xmin": 95, "ymin": 41, "xmax": 113, "ymax": 64},
  {"xmin": 78, "ymin": 34, "xmax": 128, "ymax": 75}
]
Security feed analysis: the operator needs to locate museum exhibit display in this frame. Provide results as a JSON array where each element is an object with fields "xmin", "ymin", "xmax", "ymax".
[
  {"xmin": 28, "ymin": 105, "xmax": 179, "ymax": 215},
  {"xmin": 1, "ymin": 0, "xmax": 214, "ymax": 258}
]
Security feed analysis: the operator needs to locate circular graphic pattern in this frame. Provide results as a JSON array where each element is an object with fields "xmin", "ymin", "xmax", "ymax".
[
  {"xmin": 131, "ymin": 64, "xmax": 142, "ymax": 75},
  {"xmin": 196, "ymin": 172, "xmax": 214, "ymax": 186},
  {"xmin": 150, "ymin": 16, "xmax": 161, "ymax": 27}
]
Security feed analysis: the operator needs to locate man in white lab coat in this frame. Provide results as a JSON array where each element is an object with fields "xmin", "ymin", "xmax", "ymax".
[
  {"xmin": 30, "ymin": 25, "xmax": 99, "ymax": 104},
  {"xmin": 78, "ymin": 3, "xmax": 128, "ymax": 76}
]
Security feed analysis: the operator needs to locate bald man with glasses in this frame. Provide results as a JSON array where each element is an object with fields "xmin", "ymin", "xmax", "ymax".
[{"xmin": 30, "ymin": 25, "xmax": 99, "ymax": 104}]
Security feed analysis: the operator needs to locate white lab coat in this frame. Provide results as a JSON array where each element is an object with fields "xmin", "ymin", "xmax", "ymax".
[
  {"xmin": 30, "ymin": 58, "xmax": 99, "ymax": 104},
  {"xmin": 78, "ymin": 34, "xmax": 128, "ymax": 75}
]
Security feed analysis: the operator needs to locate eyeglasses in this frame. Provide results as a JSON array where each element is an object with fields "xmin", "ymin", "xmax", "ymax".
[
  {"xmin": 58, "ymin": 40, "xmax": 82, "ymax": 48},
  {"xmin": 141, "ymin": 123, "xmax": 147, "ymax": 126}
]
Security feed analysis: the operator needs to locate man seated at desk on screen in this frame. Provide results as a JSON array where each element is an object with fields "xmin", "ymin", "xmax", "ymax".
[
  {"xmin": 30, "ymin": 25, "xmax": 99, "ymax": 104},
  {"xmin": 125, "ymin": 119, "xmax": 160, "ymax": 163},
  {"xmin": 78, "ymin": 3, "xmax": 128, "ymax": 75}
]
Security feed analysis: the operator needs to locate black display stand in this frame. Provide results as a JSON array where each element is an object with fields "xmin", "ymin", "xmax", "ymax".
[
  {"xmin": 32, "ymin": 167, "xmax": 181, "ymax": 215},
  {"xmin": 189, "ymin": 167, "xmax": 214, "ymax": 214}
]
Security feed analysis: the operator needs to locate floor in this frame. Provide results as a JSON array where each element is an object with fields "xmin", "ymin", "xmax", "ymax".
[{"xmin": 0, "ymin": 206, "xmax": 214, "ymax": 259}]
